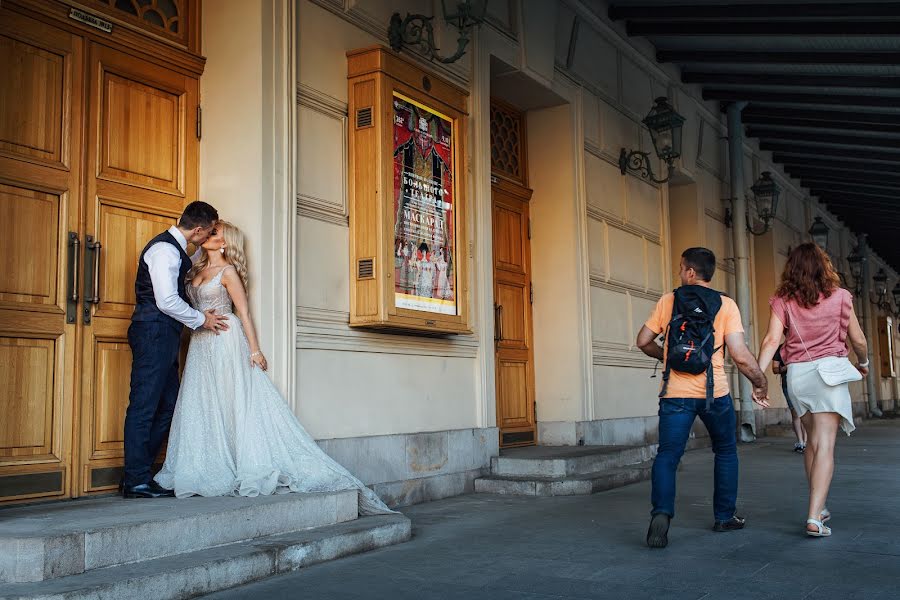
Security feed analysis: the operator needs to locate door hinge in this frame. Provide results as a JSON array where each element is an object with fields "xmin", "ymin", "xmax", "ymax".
[
  {"xmin": 527, "ymin": 218, "xmax": 532, "ymax": 240},
  {"xmin": 196, "ymin": 105, "xmax": 202, "ymax": 140},
  {"xmin": 529, "ymin": 282, "xmax": 534, "ymax": 304}
]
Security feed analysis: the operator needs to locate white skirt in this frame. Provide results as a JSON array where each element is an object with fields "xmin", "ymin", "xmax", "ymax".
[{"xmin": 787, "ymin": 358, "xmax": 855, "ymax": 435}]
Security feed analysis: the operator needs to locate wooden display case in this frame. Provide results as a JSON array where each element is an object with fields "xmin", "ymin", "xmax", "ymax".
[{"xmin": 346, "ymin": 46, "xmax": 471, "ymax": 334}]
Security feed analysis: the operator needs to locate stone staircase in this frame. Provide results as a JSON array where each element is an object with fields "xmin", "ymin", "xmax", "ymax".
[
  {"xmin": 0, "ymin": 491, "xmax": 410, "ymax": 599},
  {"xmin": 474, "ymin": 444, "xmax": 656, "ymax": 497}
]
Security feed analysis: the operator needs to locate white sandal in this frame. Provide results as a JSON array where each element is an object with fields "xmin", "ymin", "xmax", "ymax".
[
  {"xmin": 806, "ymin": 518, "xmax": 831, "ymax": 537},
  {"xmin": 820, "ymin": 508, "xmax": 831, "ymax": 523}
]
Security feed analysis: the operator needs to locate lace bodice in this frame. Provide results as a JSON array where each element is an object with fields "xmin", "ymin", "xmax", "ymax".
[{"xmin": 187, "ymin": 267, "xmax": 233, "ymax": 315}]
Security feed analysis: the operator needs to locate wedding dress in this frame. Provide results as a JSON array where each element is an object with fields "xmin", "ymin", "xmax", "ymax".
[{"xmin": 154, "ymin": 266, "xmax": 392, "ymax": 515}]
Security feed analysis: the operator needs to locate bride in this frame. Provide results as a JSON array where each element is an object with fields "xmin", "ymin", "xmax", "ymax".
[{"xmin": 154, "ymin": 221, "xmax": 392, "ymax": 515}]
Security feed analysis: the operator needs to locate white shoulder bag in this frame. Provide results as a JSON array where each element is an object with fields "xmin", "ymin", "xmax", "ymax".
[{"xmin": 785, "ymin": 302, "xmax": 862, "ymax": 386}]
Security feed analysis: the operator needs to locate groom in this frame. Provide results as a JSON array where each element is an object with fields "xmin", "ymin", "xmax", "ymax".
[{"xmin": 122, "ymin": 201, "xmax": 230, "ymax": 499}]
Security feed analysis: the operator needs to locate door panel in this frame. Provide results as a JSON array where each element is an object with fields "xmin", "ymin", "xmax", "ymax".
[
  {"xmin": 79, "ymin": 42, "xmax": 197, "ymax": 494},
  {"xmin": 0, "ymin": 16, "xmax": 74, "ymax": 169},
  {"xmin": 0, "ymin": 185, "xmax": 60, "ymax": 307},
  {"xmin": 99, "ymin": 71, "xmax": 183, "ymax": 192},
  {"xmin": 492, "ymin": 182, "xmax": 536, "ymax": 447},
  {"xmin": 0, "ymin": 7, "xmax": 81, "ymax": 503}
]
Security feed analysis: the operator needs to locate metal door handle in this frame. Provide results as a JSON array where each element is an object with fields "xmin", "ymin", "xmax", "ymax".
[
  {"xmin": 83, "ymin": 236, "xmax": 102, "ymax": 323},
  {"xmin": 66, "ymin": 232, "xmax": 80, "ymax": 323},
  {"xmin": 494, "ymin": 303, "xmax": 503, "ymax": 343}
]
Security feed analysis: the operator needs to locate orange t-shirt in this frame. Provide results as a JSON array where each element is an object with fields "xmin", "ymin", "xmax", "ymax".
[{"xmin": 644, "ymin": 291, "xmax": 744, "ymax": 399}]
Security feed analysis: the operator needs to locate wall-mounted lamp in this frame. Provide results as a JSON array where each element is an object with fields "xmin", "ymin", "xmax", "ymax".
[
  {"xmin": 724, "ymin": 171, "xmax": 780, "ymax": 236},
  {"xmin": 808, "ymin": 216, "xmax": 829, "ymax": 249},
  {"xmin": 845, "ymin": 245, "xmax": 864, "ymax": 297},
  {"xmin": 389, "ymin": 0, "xmax": 488, "ymax": 64},
  {"xmin": 892, "ymin": 282, "xmax": 900, "ymax": 318},
  {"xmin": 619, "ymin": 97, "xmax": 685, "ymax": 184},
  {"xmin": 873, "ymin": 268, "xmax": 895, "ymax": 313}
]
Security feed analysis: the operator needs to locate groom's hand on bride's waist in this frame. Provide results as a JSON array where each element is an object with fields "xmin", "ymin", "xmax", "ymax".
[{"xmin": 202, "ymin": 309, "xmax": 230, "ymax": 334}]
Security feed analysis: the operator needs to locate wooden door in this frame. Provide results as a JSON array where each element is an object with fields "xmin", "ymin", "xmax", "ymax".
[
  {"xmin": 492, "ymin": 180, "xmax": 536, "ymax": 447},
  {"xmin": 77, "ymin": 42, "xmax": 199, "ymax": 495},
  {"xmin": 0, "ymin": 8, "xmax": 83, "ymax": 502}
]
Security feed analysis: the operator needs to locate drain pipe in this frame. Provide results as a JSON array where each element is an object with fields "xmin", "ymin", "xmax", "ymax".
[
  {"xmin": 726, "ymin": 101, "xmax": 757, "ymax": 442},
  {"xmin": 858, "ymin": 234, "xmax": 884, "ymax": 417}
]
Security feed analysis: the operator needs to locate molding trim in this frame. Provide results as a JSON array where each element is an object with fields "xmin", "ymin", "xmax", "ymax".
[
  {"xmin": 587, "ymin": 205, "xmax": 662, "ymax": 245},
  {"xmin": 592, "ymin": 343, "xmax": 659, "ymax": 369},
  {"xmin": 297, "ymin": 84, "xmax": 349, "ymax": 226},
  {"xmin": 589, "ymin": 274, "xmax": 663, "ymax": 302},
  {"xmin": 296, "ymin": 306, "xmax": 480, "ymax": 358}
]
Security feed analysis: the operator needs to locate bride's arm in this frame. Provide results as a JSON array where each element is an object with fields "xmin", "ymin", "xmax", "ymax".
[{"xmin": 221, "ymin": 267, "xmax": 267, "ymax": 371}]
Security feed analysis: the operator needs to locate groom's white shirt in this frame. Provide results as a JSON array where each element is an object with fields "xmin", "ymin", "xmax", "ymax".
[{"xmin": 143, "ymin": 226, "xmax": 205, "ymax": 330}]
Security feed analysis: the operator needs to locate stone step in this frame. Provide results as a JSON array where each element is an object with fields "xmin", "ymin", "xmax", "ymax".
[
  {"xmin": 491, "ymin": 444, "xmax": 654, "ymax": 478},
  {"xmin": 0, "ymin": 514, "xmax": 411, "ymax": 600},
  {"xmin": 474, "ymin": 461, "xmax": 653, "ymax": 497},
  {"xmin": 0, "ymin": 491, "xmax": 358, "ymax": 583}
]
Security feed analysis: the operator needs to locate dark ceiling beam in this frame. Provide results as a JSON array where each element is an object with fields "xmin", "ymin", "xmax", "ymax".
[
  {"xmin": 761, "ymin": 143, "xmax": 900, "ymax": 164},
  {"xmin": 809, "ymin": 188, "xmax": 899, "ymax": 202},
  {"xmin": 743, "ymin": 107, "xmax": 900, "ymax": 127},
  {"xmin": 683, "ymin": 72, "xmax": 900, "ymax": 89},
  {"xmin": 773, "ymin": 155, "xmax": 900, "ymax": 175},
  {"xmin": 703, "ymin": 89, "xmax": 900, "ymax": 108},
  {"xmin": 657, "ymin": 51, "xmax": 900, "ymax": 65},
  {"xmin": 609, "ymin": 3, "xmax": 900, "ymax": 20},
  {"xmin": 802, "ymin": 179, "xmax": 900, "ymax": 194},
  {"xmin": 629, "ymin": 21, "xmax": 900, "ymax": 36},
  {"xmin": 786, "ymin": 169, "xmax": 900, "ymax": 186},
  {"xmin": 743, "ymin": 117, "xmax": 900, "ymax": 135},
  {"xmin": 746, "ymin": 129, "xmax": 900, "ymax": 150}
]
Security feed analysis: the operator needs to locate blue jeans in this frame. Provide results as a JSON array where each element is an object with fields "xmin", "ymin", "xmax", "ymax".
[{"xmin": 651, "ymin": 395, "xmax": 738, "ymax": 522}]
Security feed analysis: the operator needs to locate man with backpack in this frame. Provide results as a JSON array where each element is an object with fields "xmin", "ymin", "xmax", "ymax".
[{"xmin": 636, "ymin": 247, "xmax": 769, "ymax": 548}]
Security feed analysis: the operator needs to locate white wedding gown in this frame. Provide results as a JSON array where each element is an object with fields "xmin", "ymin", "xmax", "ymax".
[{"xmin": 154, "ymin": 266, "xmax": 392, "ymax": 515}]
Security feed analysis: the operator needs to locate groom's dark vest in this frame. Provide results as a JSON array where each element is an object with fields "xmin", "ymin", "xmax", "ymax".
[{"xmin": 132, "ymin": 230, "xmax": 192, "ymax": 330}]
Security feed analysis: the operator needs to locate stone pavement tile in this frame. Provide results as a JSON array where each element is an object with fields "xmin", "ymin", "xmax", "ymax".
[{"xmin": 695, "ymin": 578, "xmax": 815, "ymax": 600}]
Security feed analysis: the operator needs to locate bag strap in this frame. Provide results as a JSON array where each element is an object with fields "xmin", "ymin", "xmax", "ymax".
[{"xmin": 784, "ymin": 302, "xmax": 814, "ymax": 362}]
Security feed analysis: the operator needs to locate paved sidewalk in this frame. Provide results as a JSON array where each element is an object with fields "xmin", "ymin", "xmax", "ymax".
[{"xmin": 206, "ymin": 420, "xmax": 900, "ymax": 600}]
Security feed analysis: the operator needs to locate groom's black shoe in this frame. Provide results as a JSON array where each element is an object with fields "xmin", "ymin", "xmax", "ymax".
[{"xmin": 122, "ymin": 481, "xmax": 175, "ymax": 499}]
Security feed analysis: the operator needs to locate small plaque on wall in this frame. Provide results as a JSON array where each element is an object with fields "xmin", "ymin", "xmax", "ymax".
[{"xmin": 346, "ymin": 46, "xmax": 470, "ymax": 334}]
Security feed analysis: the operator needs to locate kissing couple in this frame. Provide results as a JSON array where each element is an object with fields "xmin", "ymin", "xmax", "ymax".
[{"xmin": 122, "ymin": 201, "xmax": 391, "ymax": 515}]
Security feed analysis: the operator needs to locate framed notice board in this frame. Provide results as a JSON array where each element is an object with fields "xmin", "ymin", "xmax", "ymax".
[{"xmin": 346, "ymin": 46, "xmax": 471, "ymax": 334}]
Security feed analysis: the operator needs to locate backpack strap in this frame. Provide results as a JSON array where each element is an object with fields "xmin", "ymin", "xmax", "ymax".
[{"xmin": 658, "ymin": 324, "xmax": 672, "ymax": 398}]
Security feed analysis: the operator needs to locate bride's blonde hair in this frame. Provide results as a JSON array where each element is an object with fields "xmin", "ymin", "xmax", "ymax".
[{"xmin": 188, "ymin": 220, "xmax": 250, "ymax": 290}]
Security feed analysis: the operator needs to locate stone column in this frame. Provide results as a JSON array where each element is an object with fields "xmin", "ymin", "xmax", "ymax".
[{"xmin": 858, "ymin": 235, "xmax": 883, "ymax": 417}]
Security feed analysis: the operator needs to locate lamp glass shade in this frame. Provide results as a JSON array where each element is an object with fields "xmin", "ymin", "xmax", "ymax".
[
  {"xmin": 874, "ymin": 268, "xmax": 888, "ymax": 298},
  {"xmin": 847, "ymin": 248, "xmax": 863, "ymax": 280},
  {"xmin": 642, "ymin": 97, "xmax": 685, "ymax": 164},
  {"xmin": 808, "ymin": 216, "xmax": 829, "ymax": 249},
  {"xmin": 750, "ymin": 171, "xmax": 780, "ymax": 222}
]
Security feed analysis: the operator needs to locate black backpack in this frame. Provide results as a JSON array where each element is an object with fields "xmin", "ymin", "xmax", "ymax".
[{"xmin": 659, "ymin": 285, "xmax": 725, "ymax": 402}]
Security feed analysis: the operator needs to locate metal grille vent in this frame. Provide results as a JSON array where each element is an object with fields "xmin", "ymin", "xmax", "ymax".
[
  {"xmin": 357, "ymin": 258, "xmax": 374, "ymax": 280},
  {"xmin": 502, "ymin": 431, "xmax": 535, "ymax": 445},
  {"xmin": 356, "ymin": 107, "xmax": 373, "ymax": 129}
]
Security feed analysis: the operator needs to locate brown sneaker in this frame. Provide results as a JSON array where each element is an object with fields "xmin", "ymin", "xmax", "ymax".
[{"xmin": 713, "ymin": 515, "xmax": 746, "ymax": 532}]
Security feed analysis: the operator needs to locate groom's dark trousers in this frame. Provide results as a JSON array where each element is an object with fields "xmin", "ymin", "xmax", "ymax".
[
  {"xmin": 123, "ymin": 321, "xmax": 181, "ymax": 487},
  {"xmin": 124, "ymin": 230, "xmax": 192, "ymax": 488}
]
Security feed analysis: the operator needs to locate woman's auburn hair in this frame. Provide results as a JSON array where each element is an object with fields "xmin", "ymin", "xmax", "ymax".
[{"xmin": 775, "ymin": 242, "xmax": 842, "ymax": 308}]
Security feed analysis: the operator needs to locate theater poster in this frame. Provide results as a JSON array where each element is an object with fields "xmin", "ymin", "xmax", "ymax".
[{"xmin": 392, "ymin": 92, "xmax": 457, "ymax": 316}]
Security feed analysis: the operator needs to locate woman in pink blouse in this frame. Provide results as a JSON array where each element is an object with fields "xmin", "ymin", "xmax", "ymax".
[{"xmin": 757, "ymin": 243, "xmax": 869, "ymax": 538}]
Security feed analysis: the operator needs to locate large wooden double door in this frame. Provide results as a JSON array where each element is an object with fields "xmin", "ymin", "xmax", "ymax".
[{"xmin": 0, "ymin": 4, "xmax": 200, "ymax": 502}]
